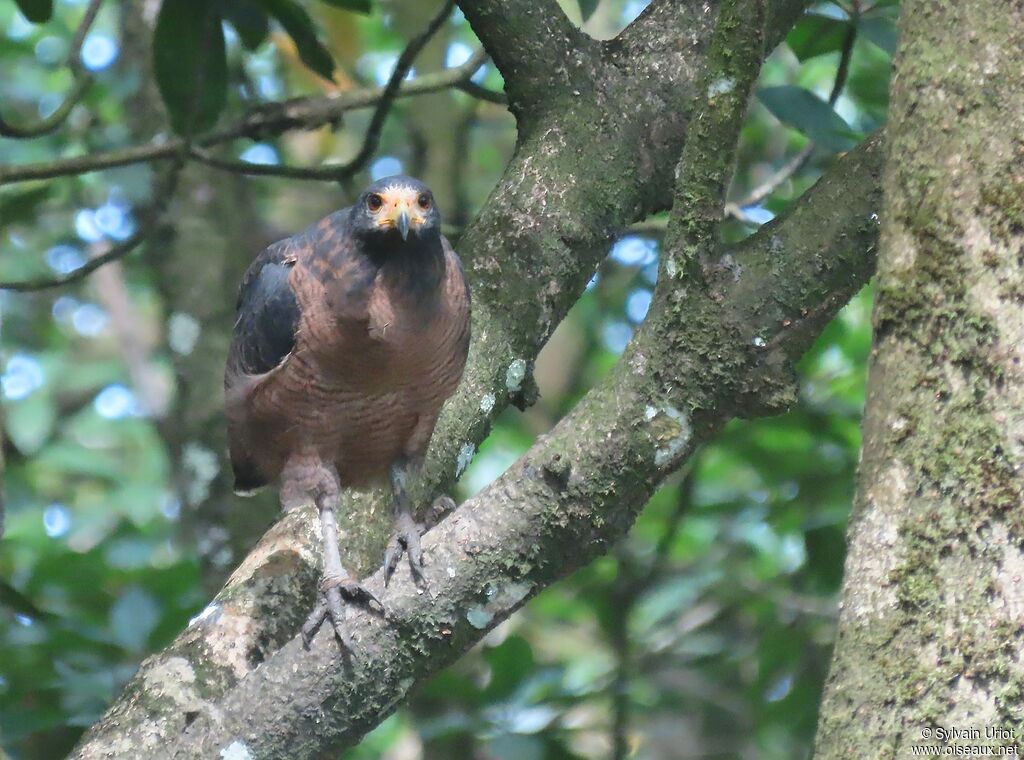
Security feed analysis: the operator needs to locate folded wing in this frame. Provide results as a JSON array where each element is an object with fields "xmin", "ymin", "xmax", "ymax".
[{"xmin": 228, "ymin": 241, "xmax": 300, "ymax": 377}]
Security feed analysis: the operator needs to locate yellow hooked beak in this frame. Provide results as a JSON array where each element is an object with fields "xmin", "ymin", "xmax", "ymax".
[
  {"xmin": 390, "ymin": 200, "xmax": 411, "ymax": 241},
  {"xmin": 374, "ymin": 186, "xmax": 427, "ymax": 240}
]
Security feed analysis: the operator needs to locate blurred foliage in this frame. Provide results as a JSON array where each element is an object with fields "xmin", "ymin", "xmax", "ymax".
[{"xmin": 0, "ymin": 0, "xmax": 893, "ymax": 757}]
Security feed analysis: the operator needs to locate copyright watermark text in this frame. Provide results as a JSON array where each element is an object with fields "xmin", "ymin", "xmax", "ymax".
[{"xmin": 914, "ymin": 726, "xmax": 1020, "ymax": 756}]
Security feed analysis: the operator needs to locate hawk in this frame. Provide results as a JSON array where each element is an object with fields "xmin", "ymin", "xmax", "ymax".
[{"xmin": 224, "ymin": 176, "xmax": 471, "ymax": 647}]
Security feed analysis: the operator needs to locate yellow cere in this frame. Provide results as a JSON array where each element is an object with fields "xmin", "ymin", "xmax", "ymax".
[{"xmin": 373, "ymin": 185, "xmax": 428, "ymax": 229}]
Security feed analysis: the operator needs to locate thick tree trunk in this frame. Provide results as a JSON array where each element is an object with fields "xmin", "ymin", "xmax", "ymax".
[{"xmin": 814, "ymin": 2, "xmax": 1024, "ymax": 757}]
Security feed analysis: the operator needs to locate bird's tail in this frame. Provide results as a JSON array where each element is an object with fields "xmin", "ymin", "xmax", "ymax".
[
  {"xmin": 230, "ymin": 449, "xmax": 268, "ymax": 497},
  {"xmin": 233, "ymin": 485, "xmax": 266, "ymax": 498}
]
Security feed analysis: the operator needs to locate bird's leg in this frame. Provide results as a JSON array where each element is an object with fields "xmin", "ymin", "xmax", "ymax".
[
  {"xmin": 382, "ymin": 459, "xmax": 457, "ymax": 586},
  {"xmin": 302, "ymin": 486, "xmax": 382, "ymax": 650},
  {"xmin": 383, "ymin": 459, "xmax": 425, "ymax": 586}
]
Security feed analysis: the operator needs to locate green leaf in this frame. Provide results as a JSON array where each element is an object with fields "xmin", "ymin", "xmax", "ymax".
[
  {"xmin": 257, "ymin": 0, "xmax": 336, "ymax": 80},
  {"xmin": 846, "ymin": 42, "xmax": 892, "ymax": 116},
  {"xmin": 5, "ymin": 393, "xmax": 56, "ymax": 455},
  {"xmin": 0, "ymin": 185, "xmax": 51, "ymax": 230},
  {"xmin": 858, "ymin": 16, "xmax": 898, "ymax": 56},
  {"xmin": 758, "ymin": 86, "xmax": 858, "ymax": 152},
  {"xmin": 317, "ymin": 0, "xmax": 372, "ymax": 12},
  {"xmin": 483, "ymin": 635, "xmax": 534, "ymax": 700},
  {"xmin": 153, "ymin": 0, "xmax": 228, "ymax": 135},
  {"xmin": 0, "ymin": 581, "xmax": 53, "ymax": 621},
  {"xmin": 578, "ymin": 0, "xmax": 599, "ymax": 22},
  {"xmin": 223, "ymin": 0, "xmax": 271, "ymax": 50},
  {"xmin": 786, "ymin": 14, "xmax": 851, "ymax": 61},
  {"xmin": 13, "ymin": 0, "xmax": 53, "ymax": 23},
  {"xmin": 34, "ymin": 442, "xmax": 125, "ymax": 482}
]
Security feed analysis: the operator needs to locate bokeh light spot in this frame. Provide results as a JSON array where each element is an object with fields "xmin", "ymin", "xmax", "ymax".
[
  {"xmin": 72, "ymin": 303, "xmax": 109, "ymax": 336},
  {"xmin": 43, "ymin": 503, "xmax": 72, "ymax": 538},
  {"xmin": 2, "ymin": 354, "xmax": 45, "ymax": 400},
  {"xmin": 94, "ymin": 384, "xmax": 139, "ymax": 419},
  {"xmin": 446, "ymin": 41, "xmax": 473, "ymax": 68},
  {"xmin": 75, "ymin": 209, "xmax": 103, "ymax": 242},
  {"xmin": 46, "ymin": 244, "xmax": 85, "ymax": 274},
  {"xmin": 626, "ymin": 288, "xmax": 652, "ymax": 323},
  {"xmin": 239, "ymin": 143, "xmax": 279, "ymax": 165},
  {"xmin": 81, "ymin": 34, "xmax": 117, "ymax": 71},
  {"xmin": 370, "ymin": 156, "xmax": 403, "ymax": 181}
]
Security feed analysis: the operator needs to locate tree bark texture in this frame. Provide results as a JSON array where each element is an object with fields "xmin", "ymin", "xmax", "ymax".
[{"xmin": 814, "ymin": 1, "xmax": 1024, "ymax": 757}]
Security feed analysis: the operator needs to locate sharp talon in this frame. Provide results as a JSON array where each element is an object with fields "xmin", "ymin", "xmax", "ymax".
[
  {"xmin": 303, "ymin": 574, "xmax": 381, "ymax": 650},
  {"xmin": 384, "ymin": 539, "xmax": 402, "ymax": 586},
  {"xmin": 301, "ymin": 599, "xmax": 329, "ymax": 649},
  {"xmin": 338, "ymin": 579, "xmax": 382, "ymax": 609},
  {"xmin": 324, "ymin": 586, "xmax": 354, "ymax": 650},
  {"xmin": 382, "ymin": 515, "xmax": 428, "ymax": 585},
  {"xmin": 406, "ymin": 531, "xmax": 424, "ymax": 570}
]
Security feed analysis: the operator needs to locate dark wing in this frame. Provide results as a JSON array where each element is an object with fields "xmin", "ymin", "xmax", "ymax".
[
  {"xmin": 442, "ymin": 235, "xmax": 472, "ymax": 362},
  {"xmin": 228, "ymin": 240, "xmax": 300, "ymax": 377}
]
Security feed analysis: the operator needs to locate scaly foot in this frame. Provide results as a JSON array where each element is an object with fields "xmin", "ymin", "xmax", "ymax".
[
  {"xmin": 383, "ymin": 495, "xmax": 456, "ymax": 586},
  {"xmin": 383, "ymin": 512, "xmax": 426, "ymax": 586},
  {"xmin": 301, "ymin": 574, "xmax": 382, "ymax": 650}
]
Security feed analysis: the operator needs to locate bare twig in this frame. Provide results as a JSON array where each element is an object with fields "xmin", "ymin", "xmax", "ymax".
[
  {"xmin": 0, "ymin": 2, "xmax": 221, "ymax": 292},
  {"xmin": 91, "ymin": 259, "xmax": 171, "ymax": 415},
  {"xmin": 828, "ymin": 22, "xmax": 857, "ymax": 105},
  {"xmin": 453, "ymin": 79, "xmax": 507, "ymax": 104},
  {"xmin": 0, "ymin": 146, "xmax": 189, "ymax": 292},
  {"xmin": 609, "ymin": 583, "xmax": 633, "ymax": 760},
  {"xmin": 726, "ymin": 20, "xmax": 857, "ymax": 219},
  {"xmin": 643, "ymin": 467, "xmax": 698, "ymax": 586},
  {"xmin": 188, "ymin": 147, "xmax": 342, "ymax": 180},
  {"xmin": 622, "ymin": 218, "xmax": 668, "ymax": 237},
  {"xmin": 740, "ymin": 578, "xmax": 838, "ymax": 617},
  {"xmin": 0, "ymin": 47, "xmax": 490, "ymax": 186},
  {"xmin": 337, "ymin": 0, "xmax": 455, "ymax": 177},
  {"xmin": 0, "ymin": 140, "xmax": 180, "ymax": 185},
  {"xmin": 0, "ymin": 0, "xmax": 103, "ymax": 138},
  {"xmin": 152, "ymin": 1, "xmax": 458, "ymax": 182},
  {"xmin": 0, "ymin": 229, "xmax": 145, "ymax": 293},
  {"xmin": 726, "ymin": 142, "xmax": 815, "ymax": 217}
]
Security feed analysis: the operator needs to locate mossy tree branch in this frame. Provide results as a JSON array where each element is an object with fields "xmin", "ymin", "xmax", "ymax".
[
  {"xmin": 456, "ymin": 0, "xmax": 594, "ymax": 128},
  {"xmin": 88, "ymin": 121, "xmax": 882, "ymax": 760},
  {"xmin": 69, "ymin": 0, "xmax": 885, "ymax": 750}
]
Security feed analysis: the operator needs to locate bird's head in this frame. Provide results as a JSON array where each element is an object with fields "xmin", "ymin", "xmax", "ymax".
[{"xmin": 351, "ymin": 175, "xmax": 441, "ymax": 249}]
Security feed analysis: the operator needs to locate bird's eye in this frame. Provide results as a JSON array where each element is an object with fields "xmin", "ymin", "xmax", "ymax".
[
  {"xmin": 367, "ymin": 194, "xmax": 383, "ymax": 212},
  {"xmin": 417, "ymin": 193, "xmax": 431, "ymax": 210}
]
